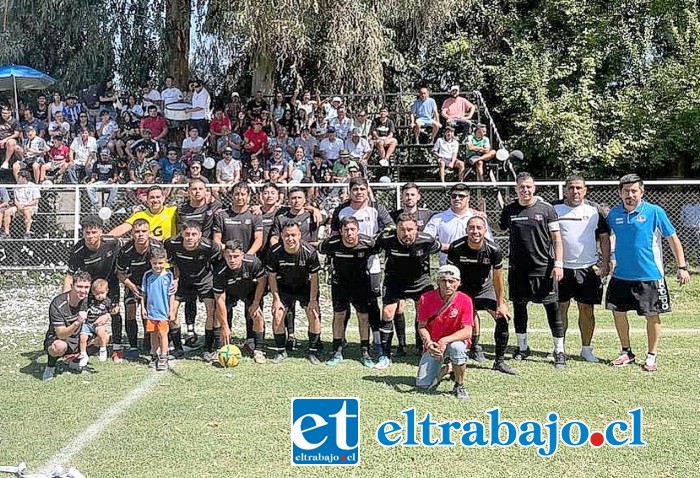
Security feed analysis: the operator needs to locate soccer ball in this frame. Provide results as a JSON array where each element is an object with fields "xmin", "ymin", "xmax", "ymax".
[{"xmin": 217, "ymin": 344, "xmax": 242, "ymax": 368}]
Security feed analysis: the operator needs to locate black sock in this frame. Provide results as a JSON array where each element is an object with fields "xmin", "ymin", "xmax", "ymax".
[
  {"xmin": 622, "ymin": 346, "xmax": 632, "ymax": 354},
  {"xmin": 274, "ymin": 333, "xmax": 287, "ymax": 353},
  {"xmin": 285, "ymin": 309, "xmax": 295, "ymax": 335},
  {"xmin": 494, "ymin": 318, "xmax": 509, "ymax": 362},
  {"xmin": 544, "ymin": 301, "xmax": 565, "ymax": 338},
  {"xmin": 226, "ymin": 307, "xmax": 233, "ymax": 330},
  {"xmin": 308, "ymin": 332, "xmax": 320, "ymax": 356},
  {"xmin": 343, "ymin": 309, "xmax": 352, "ymax": 333},
  {"xmin": 360, "ymin": 340, "xmax": 370, "ymax": 358},
  {"xmin": 332, "ymin": 338, "xmax": 343, "ymax": 356},
  {"xmin": 125, "ymin": 319, "xmax": 138, "ymax": 348},
  {"xmin": 394, "ymin": 312, "xmax": 406, "ymax": 347},
  {"xmin": 47, "ymin": 354, "xmax": 58, "ymax": 367},
  {"xmin": 245, "ymin": 314, "xmax": 254, "ymax": 340},
  {"xmin": 185, "ymin": 300, "xmax": 196, "ymax": 327},
  {"xmin": 252, "ymin": 331, "xmax": 264, "ymax": 350},
  {"xmin": 204, "ymin": 329, "xmax": 214, "ymax": 352},
  {"xmin": 471, "ymin": 334, "xmax": 480, "ymax": 349},
  {"xmin": 111, "ymin": 313, "xmax": 123, "ymax": 345},
  {"xmin": 513, "ymin": 302, "xmax": 528, "ymax": 334},
  {"xmin": 213, "ymin": 327, "xmax": 222, "ymax": 350},
  {"xmin": 170, "ymin": 327, "xmax": 183, "ymax": 350},
  {"xmin": 380, "ymin": 320, "xmax": 394, "ymax": 358}
]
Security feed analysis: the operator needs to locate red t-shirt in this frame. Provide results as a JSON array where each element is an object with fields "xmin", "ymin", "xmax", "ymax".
[
  {"xmin": 210, "ymin": 115, "xmax": 232, "ymax": 135},
  {"xmin": 243, "ymin": 127, "xmax": 268, "ymax": 155},
  {"xmin": 140, "ymin": 116, "xmax": 167, "ymax": 138},
  {"xmin": 50, "ymin": 145, "xmax": 70, "ymax": 162},
  {"xmin": 417, "ymin": 290, "xmax": 473, "ymax": 348}
]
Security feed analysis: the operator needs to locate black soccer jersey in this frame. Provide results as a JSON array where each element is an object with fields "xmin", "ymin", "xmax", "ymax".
[
  {"xmin": 68, "ymin": 236, "xmax": 122, "ymax": 286},
  {"xmin": 213, "ymin": 208, "xmax": 263, "ymax": 251},
  {"xmin": 390, "ymin": 208, "xmax": 434, "ymax": 232},
  {"xmin": 499, "ymin": 199, "xmax": 559, "ymax": 276},
  {"xmin": 375, "ymin": 231, "xmax": 441, "ymax": 292},
  {"xmin": 44, "ymin": 292, "xmax": 87, "ymax": 345},
  {"xmin": 86, "ymin": 297, "xmax": 112, "ymax": 324},
  {"xmin": 318, "ymin": 234, "xmax": 375, "ymax": 288},
  {"xmin": 258, "ymin": 206, "xmax": 280, "ymax": 262},
  {"xmin": 270, "ymin": 209, "xmax": 319, "ymax": 245},
  {"xmin": 116, "ymin": 238, "xmax": 164, "ymax": 286},
  {"xmin": 447, "ymin": 237, "xmax": 503, "ymax": 297},
  {"xmin": 212, "ymin": 254, "xmax": 266, "ymax": 300},
  {"xmin": 177, "ymin": 200, "xmax": 222, "ymax": 239},
  {"xmin": 164, "ymin": 236, "xmax": 221, "ymax": 283},
  {"xmin": 266, "ymin": 243, "xmax": 321, "ymax": 294}
]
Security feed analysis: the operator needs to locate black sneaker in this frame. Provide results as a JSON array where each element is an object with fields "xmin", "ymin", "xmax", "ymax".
[
  {"xmin": 554, "ymin": 351, "xmax": 567, "ymax": 370},
  {"xmin": 469, "ymin": 344, "xmax": 486, "ymax": 362},
  {"xmin": 395, "ymin": 345, "xmax": 408, "ymax": 357},
  {"xmin": 493, "ymin": 361, "xmax": 519, "ymax": 375},
  {"xmin": 170, "ymin": 348, "xmax": 185, "ymax": 359},
  {"xmin": 307, "ymin": 353, "xmax": 321, "ymax": 365},
  {"xmin": 286, "ymin": 337, "xmax": 297, "ymax": 352},
  {"xmin": 184, "ymin": 333, "xmax": 199, "ymax": 348},
  {"xmin": 453, "ymin": 384, "xmax": 470, "ymax": 401},
  {"xmin": 125, "ymin": 347, "xmax": 140, "ymax": 361},
  {"xmin": 272, "ymin": 351, "xmax": 288, "ymax": 364},
  {"xmin": 512, "ymin": 347, "xmax": 531, "ymax": 361}
]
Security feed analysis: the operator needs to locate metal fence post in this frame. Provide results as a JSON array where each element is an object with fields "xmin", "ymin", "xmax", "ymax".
[{"xmin": 72, "ymin": 185, "xmax": 81, "ymax": 244}]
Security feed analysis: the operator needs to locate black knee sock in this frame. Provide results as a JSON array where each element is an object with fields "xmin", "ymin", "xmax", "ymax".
[
  {"xmin": 111, "ymin": 313, "xmax": 123, "ymax": 347},
  {"xmin": 513, "ymin": 303, "xmax": 528, "ymax": 335},
  {"xmin": 332, "ymin": 338, "xmax": 343, "ymax": 356},
  {"xmin": 125, "ymin": 319, "xmax": 138, "ymax": 348},
  {"xmin": 544, "ymin": 302, "xmax": 565, "ymax": 338},
  {"xmin": 227, "ymin": 308, "xmax": 233, "ymax": 330},
  {"xmin": 394, "ymin": 312, "xmax": 406, "ymax": 347},
  {"xmin": 204, "ymin": 329, "xmax": 214, "ymax": 352},
  {"xmin": 360, "ymin": 340, "xmax": 370, "ymax": 358},
  {"xmin": 274, "ymin": 333, "xmax": 287, "ymax": 353},
  {"xmin": 285, "ymin": 309, "xmax": 296, "ymax": 335},
  {"xmin": 494, "ymin": 318, "xmax": 509, "ymax": 362},
  {"xmin": 471, "ymin": 334, "xmax": 480, "ymax": 349},
  {"xmin": 169, "ymin": 327, "xmax": 183, "ymax": 350},
  {"xmin": 213, "ymin": 327, "xmax": 222, "ymax": 350},
  {"xmin": 414, "ymin": 319, "xmax": 423, "ymax": 352},
  {"xmin": 252, "ymin": 331, "xmax": 263, "ymax": 350},
  {"xmin": 47, "ymin": 354, "xmax": 58, "ymax": 367},
  {"xmin": 343, "ymin": 309, "xmax": 352, "ymax": 333},
  {"xmin": 185, "ymin": 300, "xmax": 196, "ymax": 328},
  {"xmin": 380, "ymin": 320, "xmax": 394, "ymax": 357},
  {"xmin": 245, "ymin": 314, "xmax": 254, "ymax": 341},
  {"xmin": 308, "ymin": 331, "xmax": 321, "ymax": 356}
]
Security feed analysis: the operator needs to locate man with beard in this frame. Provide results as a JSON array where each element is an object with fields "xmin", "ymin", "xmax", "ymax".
[
  {"xmin": 108, "ymin": 186, "xmax": 178, "ymax": 240},
  {"xmin": 213, "ymin": 240, "xmax": 268, "ymax": 364},
  {"xmin": 213, "ymin": 182, "xmax": 263, "ymax": 254},
  {"xmin": 447, "ymin": 216, "xmax": 517, "ymax": 374},
  {"xmin": 373, "ymin": 213, "xmax": 441, "ymax": 369}
]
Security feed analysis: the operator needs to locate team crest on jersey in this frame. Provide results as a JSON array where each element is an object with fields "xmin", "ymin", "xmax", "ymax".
[
  {"xmin": 245, "ymin": 219, "xmax": 251, "ymax": 225},
  {"xmin": 637, "ymin": 215, "xmax": 646, "ymax": 223},
  {"xmin": 106, "ymin": 251, "xmax": 113, "ymax": 257},
  {"xmin": 482, "ymin": 258, "xmax": 491, "ymax": 265},
  {"xmin": 299, "ymin": 260, "xmax": 306, "ymax": 267},
  {"xmin": 450, "ymin": 308, "xmax": 458, "ymax": 318},
  {"xmin": 582, "ymin": 215, "xmax": 590, "ymax": 220},
  {"xmin": 207, "ymin": 210, "xmax": 214, "ymax": 216},
  {"xmin": 534, "ymin": 214, "xmax": 543, "ymax": 221},
  {"xmin": 415, "ymin": 250, "xmax": 424, "ymax": 257},
  {"xmin": 358, "ymin": 252, "xmax": 365, "ymax": 258}
]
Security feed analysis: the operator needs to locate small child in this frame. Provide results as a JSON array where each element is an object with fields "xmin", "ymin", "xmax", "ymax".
[
  {"xmin": 78, "ymin": 279, "xmax": 111, "ymax": 367},
  {"xmin": 141, "ymin": 248, "xmax": 175, "ymax": 371}
]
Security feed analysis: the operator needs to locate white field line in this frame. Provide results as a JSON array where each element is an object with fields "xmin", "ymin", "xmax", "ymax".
[
  {"xmin": 39, "ymin": 371, "xmax": 165, "ymax": 474},
  {"xmin": 504, "ymin": 327, "xmax": 700, "ymax": 335}
]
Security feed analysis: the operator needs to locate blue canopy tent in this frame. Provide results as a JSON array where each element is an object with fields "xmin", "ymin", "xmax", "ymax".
[{"xmin": 0, "ymin": 65, "xmax": 57, "ymax": 120}]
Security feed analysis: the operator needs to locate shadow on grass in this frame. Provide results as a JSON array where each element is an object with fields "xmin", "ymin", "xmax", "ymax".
[{"xmin": 362, "ymin": 374, "xmax": 417, "ymax": 393}]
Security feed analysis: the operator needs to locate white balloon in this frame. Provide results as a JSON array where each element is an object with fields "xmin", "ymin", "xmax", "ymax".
[
  {"xmin": 98, "ymin": 207, "xmax": 112, "ymax": 221},
  {"xmin": 42, "ymin": 179, "xmax": 53, "ymax": 185},
  {"xmin": 291, "ymin": 169, "xmax": 304, "ymax": 182},
  {"xmin": 203, "ymin": 156, "xmax": 216, "ymax": 169},
  {"xmin": 379, "ymin": 176, "xmax": 392, "ymax": 183},
  {"xmin": 379, "ymin": 159, "xmax": 389, "ymax": 167},
  {"xmin": 288, "ymin": 179, "xmax": 299, "ymax": 185},
  {"xmin": 496, "ymin": 148, "xmax": 509, "ymax": 161}
]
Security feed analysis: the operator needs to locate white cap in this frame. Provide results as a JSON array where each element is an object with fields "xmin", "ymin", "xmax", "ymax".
[
  {"xmin": 437, "ymin": 264, "xmax": 461, "ymax": 281},
  {"xmin": 232, "ymin": 92, "xmax": 239, "ymax": 97},
  {"xmin": 332, "ymin": 96, "xmax": 342, "ymax": 103},
  {"xmin": 449, "ymin": 85, "xmax": 459, "ymax": 92}
]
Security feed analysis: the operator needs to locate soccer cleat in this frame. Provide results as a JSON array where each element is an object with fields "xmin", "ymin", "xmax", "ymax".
[
  {"xmin": 156, "ymin": 356, "xmax": 168, "ymax": 371},
  {"xmin": 242, "ymin": 340, "xmax": 255, "ymax": 356},
  {"xmin": 271, "ymin": 351, "xmax": 288, "ymax": 364},
  {"xmin": 360, "ymin": 356, "xmax": 375, "ymax": 368},
  {"xmin": 42, "ymin": 366, "xmax": 56, "ymax": 381},
  {"xmin": 286, "ymin": 337, "xmax": 298, "ymax": 352},
  {"xmin": 512, "ymin": 347, "xmax": 531, "ymax": 361},
  {"xmin": 469, "ymin": 344, "xmax": 486, "ymax": 362},
  {"xmin": 326, "ymin": 355, "xmax": 344, "ymax": 366},
  {"xmin": 612, "ymin": 351, "xmax": 636, "ymax": 367},
  {"xmin": 184, "ymin": 332, "xmax": 198, "ymax": 347},
  {"xmin": 453, "ymin": 384, "xmax": 470, "ymax": 401},
  {"xmin": 125, "ymin": 347, "xmax": 140, "ymax": 361},
  {"xmin": 170, "ymin": 348, "xmax": 185, "ymax": 360},
  {"xmin": 374, "ymin": 356, "xmax": 391, "ymax": 370},
  {"xmin": 580, "ymin": 348, "xmax": 600, "ymax": 363},
  {"xmin": 395, "ymin": 345, "xmax": 408, "ymax": 357},
  {"xmin": 553, "ymin": 352, "xmax": 567, "ymax": 370},
  {"xmin": 98, "ymin": 347, "xmax": 108, "ymax": 362},
  {"xmin": 307, "ymin": 354, "xmax": 321, "ymax": 365},
  {"xmin": 202, "ymin": 351, "xmax": 217, "ymax": 363},
  {"xmin": 78, "ymin": 353, "xmax": 89, "ymax": 368},
  {"xmin": 253, "ymin": 350, "xmax": 266, "ymax": 364},
  {"xmin": 148, "ymin": 354, "xmax": 157, "ymax": 369},
  {"xmin": 493, "ymin": 361, "xmax": 519, "ymax": 375},
  {"xmin": 642, "ymin": 362, "xmax": 657, "ymax": 372},
  {"xmin": 111, "ymin": 349, "xmax": 124, "ymax": 363}
]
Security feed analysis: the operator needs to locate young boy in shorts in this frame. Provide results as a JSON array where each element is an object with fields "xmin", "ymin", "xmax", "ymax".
[
  {"xmin": 78, "ymin": 279, "xmax": 111, "ymax": 367},
  {"xmin": 141, "ymin": 248, "xmax": 175, "ymax": 371}
]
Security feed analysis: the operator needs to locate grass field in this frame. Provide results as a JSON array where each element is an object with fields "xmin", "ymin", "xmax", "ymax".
[{"xmin": 1, "ymin": 273, "xmax": 699, "ymax": 477}]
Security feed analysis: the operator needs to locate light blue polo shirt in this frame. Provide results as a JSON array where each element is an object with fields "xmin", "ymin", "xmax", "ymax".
[
  {"xmin": 607, "ymin": 200, "xmax": 676, "ymax": 281},
  {"xmin": 412, "ymin": 97, "xmax": 437, "ymax": 121}
]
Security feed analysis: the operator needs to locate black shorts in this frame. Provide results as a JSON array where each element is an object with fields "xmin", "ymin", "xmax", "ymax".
[
  {"xmin": 279, "ymin": 289, "xmax": 318, "ymax": 310},
  {"xmin": 462, "ymin": 287, "xmax": 497, "ymax": 312},
  {"xmin": 331, "ymin": 284, "xmax": 372, "ymax": 314},
  {"xmin": 369, "ymin": 272, "xmax": 381, "ymax": 297},
  {"xmin": 509, "ymin": 274, "xmax": 558, "ymax": 304},
  {"xmin": 44, "ymin": 335, "xmax": 79, "ymax": 354},
  {"xmin": 605, "ymin": 277, "xmax": 671, "ymax": 316},
  {"xmin": 559, "ymin": 266, "xmax": 603, "ymax": 305},
  {"xmin": 124, "ymin": 287, "xmax": 140, "ymax": 305},
  {"xmin": 382, "ymin": 282, "xmax": 433, "ymax": 306},
  {"xmin": 175, "ymin": 279, "xmax": 214, "ymax": 302}
]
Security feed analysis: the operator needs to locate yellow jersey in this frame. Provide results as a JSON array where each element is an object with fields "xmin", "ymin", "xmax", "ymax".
[{"xmin": 126, "ymin": 205, "xmax": 178, "ymax": 240}]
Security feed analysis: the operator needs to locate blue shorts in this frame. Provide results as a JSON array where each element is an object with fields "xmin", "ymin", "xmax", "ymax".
[
  {"xmin": 415, "ymin": 118, "xmax": 436, "ymax": 128},
  {"xmin": 415, "ymin": 341, "xmax": 467, "ymax": 389},
  {"xmin": 80, "ymin": 323, "xmax": 103, "ymax": 337}
]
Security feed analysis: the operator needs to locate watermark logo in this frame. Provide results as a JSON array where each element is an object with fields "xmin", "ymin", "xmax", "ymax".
[
  {"xmin": 376, "ymin": 407, "xmax": 645, "ymax": 457},
  {"xmin": 291, "ymin": 398, "xmax": 360, "ymax": 466}
]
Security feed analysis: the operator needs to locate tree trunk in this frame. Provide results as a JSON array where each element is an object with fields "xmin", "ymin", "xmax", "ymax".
[
  {"xmin": 251, "ymin": 51, "xmax": 274, "ymax": 94},
  {"xmin": 165, "ymin": 0, "xmax": 190, "ymax": 88}
]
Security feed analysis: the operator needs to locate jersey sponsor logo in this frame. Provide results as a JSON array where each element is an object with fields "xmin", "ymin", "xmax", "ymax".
[
  {"xmin": 245, "ymin": 219, "xmax": 251, "ymax": 225},
  {"xmin": 534, "ymin": 214, "xmax": 543, "ymax": 221},
  {"xmin": 615, "ymin": 217, "xmax": 624, "ymax": 224},
  {"xmin": 637, "ymin": 215, "xmax": 646, "ymax": 223}
]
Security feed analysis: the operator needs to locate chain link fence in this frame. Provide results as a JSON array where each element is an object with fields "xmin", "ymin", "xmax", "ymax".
[{"xmin": 0, "ymin": 180, "xmax": 698, "ymax": 270}]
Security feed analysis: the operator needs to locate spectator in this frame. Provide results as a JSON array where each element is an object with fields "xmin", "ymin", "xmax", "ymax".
[
  {"xmin": 209, "ymin": 107, "xmax": 231, "ymax": 150},
  {"xmin": 159, "ymin": 148, "xmax": 186, "ymax": 183},
  {"xmin": 116, "ymin": 111, "xmax": 142, "ymax": 158},
  {"xmin": 139, "ymin": 105, "xmax": 168, "ymax": 144},
  {"xmin": 47, "ymin": 111, "xmax": 71, "ymax": 143},
  {"xmin": 332, "ymin": 150, "xmax": 358, "ymax": 180},
  {"xmin": 244, "ymin": 156, "xmax": 265, "ymax": 184},
  {"xmin": 49, "ymin": 92, "xmax": 65, "ymax": 121},
  {"xmin": 216, "ymin": 147, "xmax": 241, "ymax": 185},
  {"xmin": 34, "ymin": 93, "xmax": 49, "ymax": 123},
  {"xmin": 225, "ymin": 92, "xmax": 244, "ymax": 122},
  {"xmin": 181, "ymin": 126, "xmax": 205, "ymax": 156},
  {"xmin": 0, "ymin": 185, "xmax": 8, "ymax": 212},
  {"xmin": 71, "ymin": 112, "xmax": 95, "ymax": 139},
  {"xmin": 308, "ymin": 153, "xmax": 332, "ymax": 183},
  {"xmin": 465, "ymin": 124, "xmax": 495, "ymax": 181},
  {"xmin": 128, "ymin": 146, "xmax": 159, "ymax": 183},
  {"xmin": 268, "ymin": 167, "xmax": 286, "ymax": 186},
  {"xmin": 187, "ymin": 80, "xmax": 211, "ymax": 136},
  {"xmin": 441, "ymin": 85, "xmax": 475, "ymax": 132},
  {"xmin": 289, "ymin": 146, "xmax": 308, "ymax": 179},
  {"xmin": 311, "ymin": 109, "xmax": 329, "ymax": 139},
  {"xmin": 233, "ymin": 110, "xmax": 248, "ymax": 136},
  {"xmin": 82, "ymin": 83, "xmax": 101, "ymax": 124},
  {"xmin": 277, "ymin": 109, "xmax": 298, "ymax": 138},
  {"xmin": 243, "ymin": 118, "xmax": 268, "ymax": 162},
  {"xmin": 370, "ymin": 107, "xmax": 398, "ymax": 162},
  {"xmin": 128, "ymin": 129, "xmax": 160, "ymax": 162},
  {"xmin": 266, "ymin": 146, "xmax": 290, "ymax": 181},
  {"xmin": 296, "ymin": 109, "xmax": 310, "ymax": 131},
  {"xmin": 186, "ymin": 160, "xmax": 209, "ymax": 183},
  {"xmin": 216, "ymin": 125, "xmax": 243, "ymax": 158},
  {"xmin": 161, "ymin": 76, "xmax": 183, "ymax": 108},
  {"xmin": 295, "ymin": 127, "xmax": 318, "ymax": 159},
  {"xmin": 246, "ymin": 90, "xmax": 269, "ymax": 118},
  {"xmin": 96, "ymin": 78, "xmax": 119, "ymax": 117},
  {"xmin": 345, "ymin": 128, "xmax": 371, "ymax": 165},
  {"xmin": 354, "ymin": 110, "xmax": 372, "ymax": 138},
  {"xmin": 411, "ymin": 87, "xmax": 441, "ymax": 143},
  {"xmin": 86, "ymin": 149, "xmax": 118, "ymax": 211},
  {"xmin": 433, "ymin": 126, "xmax": 464, "ymax": 182},
  {"xmin": 15, "ymin": 126, "xmax": 47, "ymax": 182},
  {"xmin": 292, "ymin": 89, "xmax": 317, "ymax": 121},
  {"xmin": 319, "ymin": 127, "xmax": 343, "ymax": 162},
  {"xmin": 330, "ymin": 107, "xmax": 353, "ymax": 140},
  {"xmin": 62, "ymin": 94, "xmax": 83, "ymax": 126},
  {"xmin": 68, "ymin": 128, "xmax": 98, "ymax": 183},
  {"xmin": 1, "ymin": 171, "xmax": 40, "ymax": 238},
  {"xmin": 40, "ymin": 135, "xmax": 70, "ymax": 182},
  {"xmin": 96, "ymin": 110, "xmax": 119, "ymax": 154},
  {"xmin": 141, "ymin": 84, "xmax": 162, "ymax": 112},
  {"xmin": 259, "ymin": 109, "xmax": 276, "ymax": 136},
  {"xmin": 270, "ymin": 91, "xmax": 290, "ymax": 121},
  {"xmin": 321, "ymin": 95, "xmax": 342, "ymax": 121},
  {"xmin": 121, "ymin": 94, "xmax": 144, "ymax": 119},
  {"xmin": 269, "ymin": 126, "xmax": 295, "ymax": 160},
  {"xmin": 21, "ymin": 109, "xmax": 45, "ymax": 139}
]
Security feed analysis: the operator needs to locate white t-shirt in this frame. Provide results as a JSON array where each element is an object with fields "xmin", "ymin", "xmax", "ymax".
[
  {"xmin": 14, "ymin": 183, "xmax": 41, "ymax": 206},
  {"xmin": 70, "ymin": 136, "xmax": 98, "ymax": 166},
  {"xmin": 553, "ymin": 200, "xmax": 607, "ymax": 269},
  {"xmin": 182, "ymin": 137, "xmax": 204, "ymax": 151},
  {"xmin": 319, "ymin": 137, "xmax": 343, "ymax": 161},
  {"xmin": 344, "ymin": 137, "xmax": 370, "ymax": 159},
  {"xmin": 425, "ymin": 208, "xmax": 492, "ymax": 265},
  {"xmin": 161, "ymin": 87, "xmax": 183, "ymax": 106},
  {"xmin": 24, "ymin": 137, "xmax": 48, "ymax": 161},
  {"xmin": 216, "ymin": 158, "xmax": 241, "ymax": 181},
  {"xmin": 433, "ymin": 138, "xmax": 459, "ymax": 161},
  {"xmin": 295, "ymin": 100, "xmax": 316, "ymax": 119},
  {"xmin": 191, "ymin": 88, "xmax": 211, "ymax": 120},
  {"xmin": 142, "ymin": 89, "xmax": 161, "ymax": 111}
]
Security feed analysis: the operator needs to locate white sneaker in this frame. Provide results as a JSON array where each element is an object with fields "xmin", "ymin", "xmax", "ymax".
[
  {"xmin": 374, "ymin": 356, "xmax": 391, "ymax": 370},
  {"xmin": 98, "ymin": 347, "xmax": 108, "ymax": 362},
  {"xmin": 580, "ymin": 348, "xmax": 600, "ymax": 363},
  {"xmin": 78, "ymin": 353, "xmax": 89, "ymax": 368},
  {"xmin": 42, "ymin": 366, "xmax": 56, "ymax": 381},
  {"xmin": 0, "ymin": 162, "xmax": 8, "ymax": 170}
]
